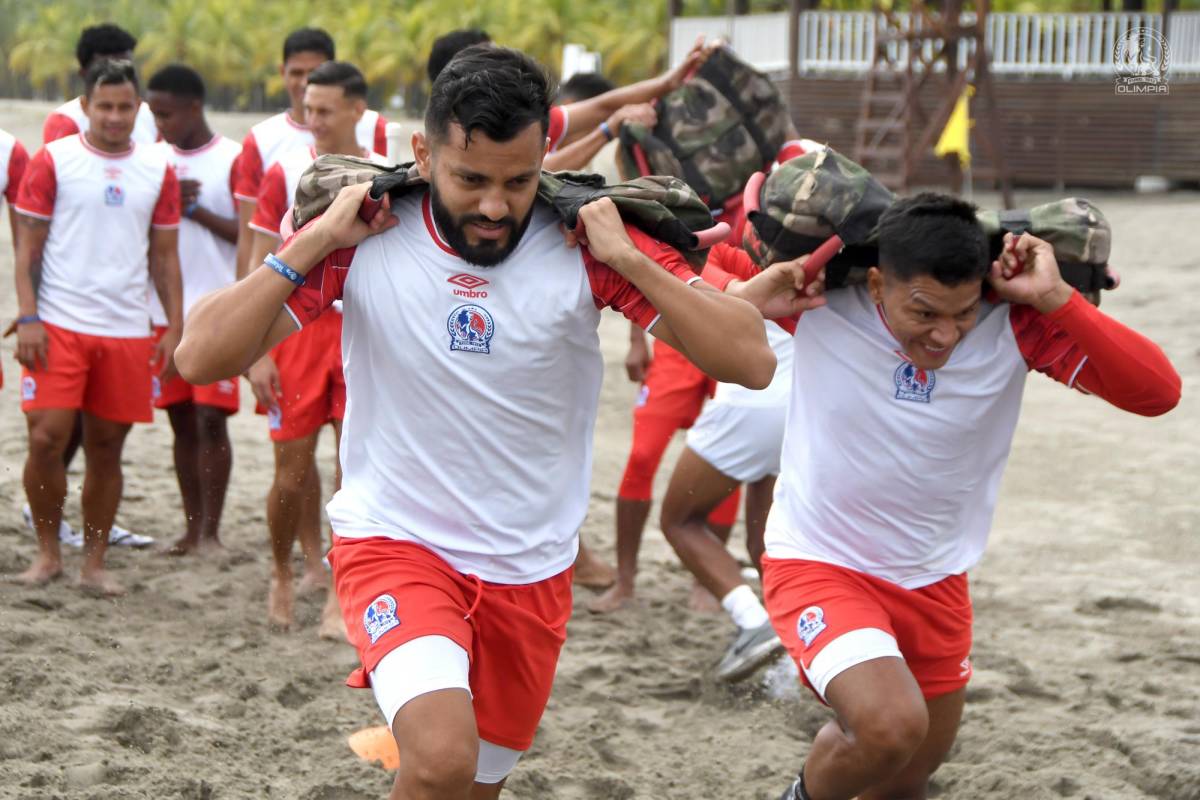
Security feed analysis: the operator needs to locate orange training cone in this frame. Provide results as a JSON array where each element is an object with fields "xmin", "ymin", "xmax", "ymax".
[{"xmin": 348, "ymin": 725, "xmax": 400, "ymax": 770}]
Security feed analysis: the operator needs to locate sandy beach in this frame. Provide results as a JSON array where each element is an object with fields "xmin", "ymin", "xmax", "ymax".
[{"xmin": 0, "ymin": 99, "xmax": 1197, "ymax": 799}]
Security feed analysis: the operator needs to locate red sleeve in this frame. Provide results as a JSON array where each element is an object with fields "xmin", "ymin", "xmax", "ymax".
[
  {"xmin": 250, "ymin": 163, "xmax": 288, "ymax": 235},
  {"xmin": 701, "ymin": 243, "xmax": 798, "ymax": 334},
  {"xmin": 373, "ymin": 115, "xmax": 389, "ymax": 156},
  {"xmin": 14, "ymin": 147, "xmax": 56, "ymax": 219},
  {"xmin": 233, "ymin": 132, "xmax": 263, "ymax": 202},
  {"xmin": 152, "ymin": 164, "xmax": 182, "ymax": 228},
  {"xmin": 547, "ymin": 105, "xmax": 568, "ymax": 153},
  {"xmin": 42, "ymin": 113, "xmax": 79, "ymax": 145},
  {"xmin": 775, "ymin": 140, "xmax": 809, "ymax": 165},
  {"xmin": 5, "ymin": 139, "xmax": 29, "ymax": 204},
  {"xmin": 282, "ymin": 234, "xmax": 357, "ymax": 327},
  {"xmin": 1010, "ymin": 292, "xmax": 1180, "ymax": 417},
  {"xmin": 584, "ymin": 223, "xmax": 700, "ymax": 329}
]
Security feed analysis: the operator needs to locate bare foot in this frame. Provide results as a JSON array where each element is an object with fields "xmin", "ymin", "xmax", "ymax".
[
  {"xmin": 196, "ymin": 537, "xmax": 225, "ymax": 556},
  {"xmin": 13, "ymin": 556, "xmax": 63, "ymax": 586},
  {"xmin": 296, "ymin": 569, "xmax": 330, "ymax": 597},
  {"xmin": 587, "ymin": 583, "xmax": 635, "ymax": 614},
  {"xmin": 164, "ymin": 536, "xmax": 200, "ymax": 557},
  {"xmin": 318, "ymin": 592, "xmax": 349, "ymax": 642},
  {"xmin": 78, "ymin": 568, "xmax": 126, "ymax": 597},
  {"xmin": 687, "ymin": 581, "xmax": 722, "ymax": 614},
  {"xmin": 573, "ymin": 549, "xmax": 617, "ymax": 590},
  {"xmin": 268, "ymin": 575, "xmax": 295, "ymax": 630}
]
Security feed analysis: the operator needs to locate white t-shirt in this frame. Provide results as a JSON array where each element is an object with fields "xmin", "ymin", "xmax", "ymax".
[
  {"xmin": 711, "ymin": 320, "xmax": 794, "ymax": 407},
  {"xmin": 148, "ymin": 135, "xmax": 241, "ymax": 326},
  {"xmin": 764, "ymin": 285, "xmax": 1089, "ymax": 589},
  {"xmin": 15, "ymin": 134, "xmax": 180, "ymax": 337},
  {"xmin": 44, "ymin": 97, "xmax": 159, "ymax": 146},
  {"xmin": 233, "ymin": 110, "xmax": 387, "ymax": 203},
  {"xmin": 284, "ymin": 193, "xmax": 701, "ymax": 583}
]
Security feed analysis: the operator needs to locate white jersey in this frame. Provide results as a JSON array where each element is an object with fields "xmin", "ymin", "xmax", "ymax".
[
  {"xmin": 44, "ymin": 97, "xmax": 158, "ymax": 145},
  {"xmin": 15, "ymin": 134, "xmax": 179, "ymax": 337},
  {"xmin": 711, "ymin": 320, "xmax": 794, "ymax": 407},
  {"xmin": 233, "ymin": 110, "xmax": 385, "ymax": 202},
  {"xmin": 148, "ymin": 135, "xmax": 241, "ymax": 326},
  {"xmin": 284, "ymin": 193, "xmax": 699, "ymax": 583},
  {"xmin": 0, "ymin": 128, "xmax": 29, "ymax": 205},
  {"xmin": 765, "ymin": 286, "xmax": 1040, "ymax": 589}
]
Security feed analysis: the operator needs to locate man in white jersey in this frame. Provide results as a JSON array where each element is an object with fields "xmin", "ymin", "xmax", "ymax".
[
  {"xmin": 176, "ymin": 47, "xmax": 774, "ymax": 799},
  {"xmin": 247, "ymin": 61, "xmax": 386, "ymax": 636},
  {"xmin": 43, "ymin": 24, "xmax": 158, "ymax": 146},
  {"xmin": 145, "ymin": 64, "xmax": 241, "ymax": 556},
  {"xmin": 234, "ymin": 28, "xmax": 387, "ymax": 280},
  {"xmin": 714, "ymin": 187, "xmax": 1181, "ymax": 800},
  {"xmin": 13, "ymin": 60, "xmax": 183, "ymax": 596},
  {"xmin": 1, "ymin": 126, "xmax": 30, "ymax": 393}
]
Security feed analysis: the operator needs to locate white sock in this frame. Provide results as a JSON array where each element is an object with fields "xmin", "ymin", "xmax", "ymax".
[{"xmin": 720, "ymin": 584, "xmax": 770, "ymax": 630}]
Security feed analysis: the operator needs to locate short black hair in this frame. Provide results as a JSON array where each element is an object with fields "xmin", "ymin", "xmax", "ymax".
[
  {"xmin": 426, "ymin": 45, "xmax": 552, "ymax": 147},
  {"xmin": 557, "ymin": 72, "xmax": 615, "ymax": 103},
  {"xmin": 282, "ymin": 28, "xmax": 335, "ymax": 63},
  {"xmin": 147, "ymin": 64, "xmax": 205, "ymax": 102},
  {"xmin": 877, "ymin": 192, "xmax": 988, "ymax": 286},
  {"xmin": 305, "ymin": 60, "xmax": 368, "ymax": 99},
  {"xmin": 84, "ymin": 59, "xmax": 139, "ymax": 99},
  {"xmin": 427, "ymin": 29, "xmax": 492, "ymax": 84},
  {"xmin": 76, "ymin": 24, "xmax": 137, "ymax": 70}
]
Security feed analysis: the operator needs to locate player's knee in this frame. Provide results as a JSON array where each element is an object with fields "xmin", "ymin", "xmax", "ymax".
[
  {"xmin": 399, "ymin": 735, "xmax": 477, "ymax": 798},
  {"xmin": 853, "ymin": 701, "xmax": 929, "ymax": 775},
  {"xmin": 27, "ymin": 425, "xmax": 69, "ymax": 462}
]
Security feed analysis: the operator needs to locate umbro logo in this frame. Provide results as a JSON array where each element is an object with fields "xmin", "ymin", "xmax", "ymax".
[{"xmin": 447, "ymin": 273, "xmax": 489, "ymax": 298}]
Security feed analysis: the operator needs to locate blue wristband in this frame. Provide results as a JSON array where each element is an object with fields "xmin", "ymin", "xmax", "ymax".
[
  {"xmin": 17, "ymin": 314, "xmax": 40, "ymax": 325},
  {"xmin": 183, "ymin": 202, "xmax": 199, "ymax": 218},
  {"xmin": 599, "ymin": 121, "xmax": 614, "ymax": 142},
  {"xmin": 264, "ymin": 253, "xmax": 305, "ymax": 286}
]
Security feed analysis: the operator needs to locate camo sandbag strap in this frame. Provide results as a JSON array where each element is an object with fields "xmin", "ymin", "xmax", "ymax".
[
  {"xmin": 696, "ymin": 49, "xmax": 775, "ymax": 169},
  {"xmin": 291, "ymin": 154, "xmax": 418, "ymax": 229},
  {"xmin": 619, "ymin": 124, "xmax": 716, "ymax": 207}
]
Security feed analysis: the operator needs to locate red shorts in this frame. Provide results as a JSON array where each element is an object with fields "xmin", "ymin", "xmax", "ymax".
[
  {"xmin": 20, "ymin": 321, "xmax": 153, "ymax": 423},
  {"xmin": 635, "ymin": 339, "xmax": 714, "ymax": 426},
  {"xmin": 762, "ymin": 557, "xmax": 973, "ymax": 701},
  {"xmin": 151, "ymin": 326, "xmax": 239, "ymax": 413},
  {"xmin": 329, "ymin": 536, "xmax": 573, "ymax": 751},
  {"xmin": 255, "ymin": 312, "xmax": 344, "ymax": 441}
]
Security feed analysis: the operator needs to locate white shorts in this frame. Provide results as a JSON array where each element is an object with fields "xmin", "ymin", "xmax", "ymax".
[
  {"xmin": 369, "ymin": 635, "xmax": 524, "ymax": 784},
  {"xmin": 685, "ymin": 400, "xmax": 786, "ymax": 483}
]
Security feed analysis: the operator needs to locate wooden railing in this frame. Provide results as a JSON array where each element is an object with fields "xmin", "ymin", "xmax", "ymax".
[{"xmin": 670, "ymin": 11, "xmax": 1200, "ymax": 78}]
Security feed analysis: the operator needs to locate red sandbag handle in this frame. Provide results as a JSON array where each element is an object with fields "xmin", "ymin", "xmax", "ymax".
[
  {"xmin": 359, "ymin": 193, "xmax": 383, "ymax": 223},
  {"xmin": 693, "ymin": 222, "xmax": 731, "ymax": 249},
  {"xmin": 804, "ymin": 235, "xmax": 844, "ymax": 287},
  {"xmin": 743, "ymin": 171, "xmax": 766, "ymax": 214}
]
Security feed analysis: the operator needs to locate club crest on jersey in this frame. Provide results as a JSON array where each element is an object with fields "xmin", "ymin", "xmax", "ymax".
[
  {"xmin": 21, "ymin": 376, "xmax": 36, "ymax": 401},
  {"xmin": 267, "ymin": 406, "xmax": 282, "ymax": 431},
  {"xmin": 448, "ymin": 304, "xmax": 494, "ymax": 354},
  {"xmin": 447, "ymin": 273, "xmax": 489, "ymax": 299},
  {"xmin": 151, "ymin": 375, "xmax": 162, "ymax": 400},
  {"xmin": 104, "ymin": 184, "xmax": 124, "ymax": 207},
  {"xmin": 894, "ymin": 361, "xmax": 936, "ymax": 403},
  {"xmin": 363, "ymin": 593, "xmax": 401, "ymax": 644},
  {"xmin": 797, "ymin": 606, "xmax": 827, "ymax": 648}
]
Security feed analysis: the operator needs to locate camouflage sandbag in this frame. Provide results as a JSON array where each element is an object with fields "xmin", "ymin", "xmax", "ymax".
[
  {"xmin": 616, "ymin": 45, "xmax": 796, "ymax": 210},
  {"xmin": 292, "ymin": 154, "xmax": 719, "ymax": 258},
  {"xmin": 745, "ymin": 148, "xmax": 1114, "ymax": 299}
]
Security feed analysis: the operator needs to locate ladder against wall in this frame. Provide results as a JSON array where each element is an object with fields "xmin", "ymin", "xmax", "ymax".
[{"xmin": 854, "ymin": 0, "xmax": 1014, "ymax": 207}]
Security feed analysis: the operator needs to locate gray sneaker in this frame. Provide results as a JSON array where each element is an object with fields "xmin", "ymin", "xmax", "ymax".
[{"xmin": 714, "ymin": 621, "xmax": 784, "ymax": 683}]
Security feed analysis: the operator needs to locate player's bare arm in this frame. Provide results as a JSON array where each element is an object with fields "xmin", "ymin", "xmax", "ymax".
[
  {"xmin": 573, "ymin": 198, "xmax": 775, "ymax": 389},
  {"xmin": 180, "ymin": 179, "xmax": 238, "ymax": 244},
  {"xmin": 177, "ymin": 182, "xmax": 395, "ymax": 385},
  {"xmin": 556, "ymin": 38, "xmax": 711, "ymax": 146},
  {"xmin": 625, "ymin": 321, "xmax": 652, "ymax": 382},
  {"xmin": 242, "ymin": 228, "xmax": 285, "ymax": 409},
  {"xmin": 725, "ymin": 254, "xmax": 828, "ymax": 320},
  {"xmin": 543, "ymin": 103, "xmax": 656, "ymax": 172},
  {"xmin": 235, "ymin": 201, "xmax": 257, "ymax": 280},
  {"xmin": 13, "ymin": 214, "xmax": 50, "ymax": 370},
  {"xmin": 148, "ymin": 226, "xmax": 185, "ymax": 382}
]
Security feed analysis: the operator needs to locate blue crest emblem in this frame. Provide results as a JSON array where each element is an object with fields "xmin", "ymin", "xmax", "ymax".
[
  {"xmin": 21, "ymin": 376, "xmax": 36, "ymax": 401},
  {"xmin": 104, "ymin": 184, "xmax": 124, "ymax": 207},
  {"xmin": 363, "ymin": 593, "xmax": 401, "ymax": 644},
  {"xmin": 151, "ymin": 375, "xmax": 161, "ymax": 400},
  {"xmin": 448, "ymin": 304, "xmax": 494, "ymax": 354},
  {"xmin": 894, "ymin": 361, "xmax": 936, "ymax": 403},
  {"xmin": 796, "ymin": 606, "xmax": 827, "ymax": 648}
]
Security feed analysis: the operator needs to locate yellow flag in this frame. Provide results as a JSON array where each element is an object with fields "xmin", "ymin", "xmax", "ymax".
[{"xmin": 934, "ymin": 85, "xmax": 974, "ymax": 167}]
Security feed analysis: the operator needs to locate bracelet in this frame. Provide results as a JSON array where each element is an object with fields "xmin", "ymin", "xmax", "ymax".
[
  {"xmin": 183, "ymin": 202, "xmax": 199, "ymax": 218},
  {"xmin": 599, "ymin": 121, "xmax": 614, "ymax": 142},
  {"xmin": 16, "ymin": 314, "xmax": 40, "ymax": 325},
  {"xmin": 264, "ymin": 253, "xmax": 305, "ymax": 286}
]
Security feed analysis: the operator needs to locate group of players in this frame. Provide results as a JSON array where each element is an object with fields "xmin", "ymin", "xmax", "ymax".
[{"xmin": 5, "ymin": 21, "xmax": 1183, "ymax": 800}]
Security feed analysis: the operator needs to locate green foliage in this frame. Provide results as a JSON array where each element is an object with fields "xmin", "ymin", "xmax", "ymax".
[{"xmin": 0, "ymin": 0, "xmax": 678, "ymax": 110}]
